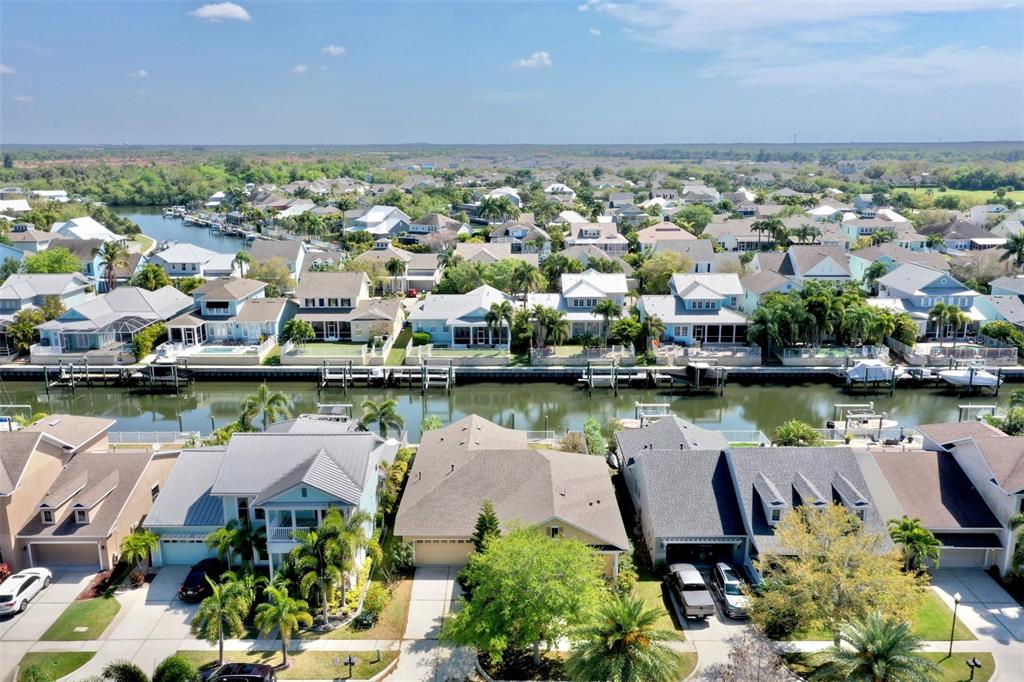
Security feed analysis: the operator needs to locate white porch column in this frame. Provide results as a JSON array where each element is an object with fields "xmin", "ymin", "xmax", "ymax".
[
  {"xmin": 97, "ymin": 542, "xmax": 105, "ymax": 570},
  {"xmin": 268, "ymin": 551, "xmax": 275, "ymax": 582},
  {"xmin": 27, "ymin": 543, "xmax": 34, "ymax": 568}
]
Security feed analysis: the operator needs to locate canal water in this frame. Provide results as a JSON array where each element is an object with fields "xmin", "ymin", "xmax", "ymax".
[
  {"xmin": 0, "ymin": 380, "xmax": 1011, "ymax": 441},
  {"xmin": 117, "ymin": 206, "xmax": 250, "ymax": 253}
]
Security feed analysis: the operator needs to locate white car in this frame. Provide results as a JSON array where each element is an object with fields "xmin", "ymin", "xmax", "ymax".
[{"xmin": 0, "ymin": 568, "xmax": 52, "ymax": 615}]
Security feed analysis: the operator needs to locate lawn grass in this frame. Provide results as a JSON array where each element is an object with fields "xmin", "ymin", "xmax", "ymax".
[
  {"xmin": 635, "ymin": 563, "xmax": 684, "ymax": 637},
  {"xmin": 41, "ymin": 596, "xmax": 121, "ymax": 641},
  {"xmin": 786, "ymin": 590, "xmax": 974, "ymax": 641},
  {"xmin": 679, "ymin": 651, "xmax": 698, "ymax": 680},
  {"xmin": 131, "ymin": 234, "xmax": 156, "ymax": 253},
  {"xmin": 896, "ymin": 187, "xmax": 1024, "ymax": 206},
  {"xmin": 17, "ymin": 652, "xmax": 95, "ymax": 681},
  {"xmin": 312, "ymin": 578, "xmax": 412, "ymax": 641},
  {"xmin": 298, "ymin": 342, "xmax": 366, "ymax": 358},
  {"xmin": 176, "ymin": 649, "xmax": 397, "ymax": 680}
]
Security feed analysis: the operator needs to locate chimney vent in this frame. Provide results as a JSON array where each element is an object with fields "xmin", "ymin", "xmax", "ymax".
[{"xmin": 449, "ymin": 463, "xmax": 455, "ymax": 473}]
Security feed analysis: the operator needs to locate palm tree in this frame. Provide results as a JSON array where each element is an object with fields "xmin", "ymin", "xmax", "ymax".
[
  {"xmin": 220, "ymin": 569, "xmax": 266, "ymax": 614},
  {"xmin": 863, "ymin": 261, "xmax": 888, "ymax": 294},
  {"xmin": 361, "ymin": 397, "xmax": 404, "ymax": 438},
  {"xmin": 565, "ymin": 592, "xmax": 684, "ymax": 682},
  {"xmin": 282, "ymin": 318, "xmax": 315, "ymax": 345},
  {"xmin": 132, "ymin": 263, "xmax": 171, "ymax": 291},
  {"xmin": 205, "ymin": 522, "xmax": 242, "ymax": 570},
  {"xmin": 752, "ymin": 218, "xmax": 781, "ymax": 246},
  {"xmin": 99, "ymin": 240, "xmax": 129, "ymax": 292},
  {"xmin": 1001, "ymin": 233, "xmax": 1024, "ymax": 272},
  {"xmin": 438, "ymin": 247, "xmax": 462, "ymax": 269},
  {"xmin": 101, "ymin": 661, "xmax": 150, "ymax": 682},
  {"xmin": 512, "ymin": 261, "xmax": 545, "ymax": 306},
  {"xmin": 240, "ymin": 383, "xmax": 291, "ymax": 431},
  {"xmin": 289, "ymin": 512, "xmax": 345, "ymax": 627},
  {"xmin": 592, "ymin": 299, "xmax": 622, "ymax": 347},
  {"xmin": 255, "ymin": 585, "xmax": 313, "ymax": 669},
  {"xmin": 102, "ymin": 655, "xmax": 202, "ymax": 682},
  {"xmin": 385, "ymin": 257, "xmax": 406, "ymax": 293},
  {"xmin": 192, "ymin": 578, "xmax": 249, "ymax": 666},
  {"xmin": 485, "ymin": 301, "xmax": 514, "ymax": 346},
  {"xmin": 478, "ymin": 196, "xmax": 520, "ymax": 223},
  {"xmin": 233, "ymin": 251, "xmax": 252, "ymax": 277},
  {"xmin": 809, "ymin": 612, "xmax": 937, "ymax": 682},
  {"xmin": 888, "ymin": 516, "xmax": 942, "ymax": 572},
  {"xmin": 119, "ymin": 529, "xmax": 158, "ymax": 575},
  {"xmin": 642, "ymin": 315, "xmax": 665, "ymax": 354},
  {"xmin": 841, "ymin": 304, "xmax": 874, "ymax": 345},
  {"xmin": 927, "ymin": 302, "xmax": 970, "ymax": 342}
]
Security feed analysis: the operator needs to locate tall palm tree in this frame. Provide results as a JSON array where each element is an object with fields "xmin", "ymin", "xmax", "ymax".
[
  {"xmin": 192, "ymin": 578, "xmax": 249, "ymax": 666},
  {"xmin": 99, "ymin": 240, "xmax": 129, "ymax": 293},
  {"xmin": 642, "ymin": 315, "xmax": 665, "ymax": 353},
  {"xmin": 809, "ymin": 612, "xmax": 937, "ymax": 682},
  {"xmin": 863, "ymin": 261, "xmax": 888, "ymax": 294},
  {"xmin": 240, "ymin": 383, "xmax": 291, "ymax": 431},
  {"xmin": 512, "ymin": 261, "xmax": 545, "ymax": 306},
  {"xmin": 205, "ymin": 520, "xmax": 244, "ymax": 570},
  {"xmin": 927, "ymin": 302, "xmax": 970, "ymax": 342},
  {"xmin": 592, "ymin": 299, "xmax": 622, "ymax": 347},
  {"xmin": 255, "ymin": 586, "xmax": 313, "ymax": 669},
  {"xmin": 565, "ymin": 593, "xmax": 684, "ymax": 682},
  {"xmin": 1001, "ymin": 233, "xmax": 1024, "ymax": 273},
  {"xmin": 233, "ymin": 250, "xmax": 252, "ymax": 277},
  {"xmin": 752, "ymin": 218, "xmax": 781, "ymax": 246},
  {"xmin": 289, "ymin": 511, "xmax": 345, "ymax": 627},
  {"xmin": 119, "ymin": 529, "xmax": 158, "ymax": 575},
  {"xmin": 841, "ymin": 305, "xmax": 875, "ymax": 345},
  {"xmin": 485, "ymin": 301, "xmax": 514, "ymax": 346},
  {"xmin": 361, "ymin": 397, "xmax": 404, "ymax": 438},
  {"xmin": 887, "ymin": 516, "xmax": 942, "ymax": 572},
  {"xmin": 438, "ymin": 247, "xmax": 462, "ymax": 269},
  {"xmin": 385, "ymin": 257, "xmax": 407, "ymax": 293}
]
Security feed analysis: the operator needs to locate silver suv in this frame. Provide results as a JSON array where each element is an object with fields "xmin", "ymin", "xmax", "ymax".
[{"xmin": 710, "ymin": 562, "xmax": 749, "ymax": 619}]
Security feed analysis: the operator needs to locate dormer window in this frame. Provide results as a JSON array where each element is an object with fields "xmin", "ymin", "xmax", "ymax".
[
  {"xmin": 770, "ymin": 508, "xmax": 781, "ymax": 523},
  {"xmin": 74, "ymin": 509, "xmax": 89, "ymax": 524},
  {"xmin": 549, "ymin": 526, "xmax": 561, "ymax": 538},
  {"xmin": 40, "ymin": 510, "xmax": 54, "ymax": 525}
]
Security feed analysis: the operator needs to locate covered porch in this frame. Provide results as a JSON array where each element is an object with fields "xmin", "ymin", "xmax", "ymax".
[{"xmin": 450, "ymin": 324, "xmax": 509, "ymax": 349}]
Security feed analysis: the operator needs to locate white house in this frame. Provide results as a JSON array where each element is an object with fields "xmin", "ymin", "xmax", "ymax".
[
  {"xmin": 638, "ymin": 273, "xmax": 749, "ymax": 345},
  {"xmin": 348, "ymin": 206, "xmax": 411, "ymax": 237},
  {"xmin": 51, "ymin": 217, "xmax": 126, "ymax": 244},
  {"xmin": 527, "ymin": 270, "xmax": 628, "ymax": 338},
  {"xmin": 777, "ymin": 246, "xmax": 851, "ymax": 283},
  {"xmin": 150, "ymin": 244, "xmax": 238, "ymax": 279},
  {"xmin": 543, "ymin": 183, "xmax": 576, "ymax": 202},
  {"xmin": 485, "ymin": 186, "xmax": 522, "ymax": 207},
  {"xmin": 871, "ymin": 263, "xmax": 982, "ymax": 338},
  {"xmin": 564, "ymin": 222, "xmax": 629, "ymax": 256}
]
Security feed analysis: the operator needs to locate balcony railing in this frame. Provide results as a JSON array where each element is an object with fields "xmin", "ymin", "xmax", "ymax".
[{"xmin": 268, "ymin": 525, "xmax": 317, "ymax": 542}]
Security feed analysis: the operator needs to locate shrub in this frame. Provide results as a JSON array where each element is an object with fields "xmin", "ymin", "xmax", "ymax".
[
  {"xmin": 558, "ymin": 431, "xmax": 587, "ymax": 453},
  {"xmin": 582, "ymin": 417, "xmax": 608, "ymax": 456},
  {"xmin": 344, "ymin": 559, "xmax": 373, "ymax": 613},
  {"xmin": 363, "ymin": 582, "xmax": 392, "ymax": 616},
  {"xmin": 610, "ymin": 552, "xmax": 638, "ymax": 597},
  {"xmin": 153, "ymin": 655, "xmax": 200, "ymax": 682},
  {"xmin": 133, "ymin": 322, "xmax": 167, "ymax": 361},
  {"xmin": 0, "ymin": 562, "xmax": 10, "ymax": 582},
  {"xmin": 411, "ymin": 332, "xmax": 431, "ymax": 346},
  {"xmin": 981, "ymin": 320, "xmax": 1024, "ymax": 359},
  {"xmin": 772, "ymin": 419, "xmax": 824, "ymax": 447}
]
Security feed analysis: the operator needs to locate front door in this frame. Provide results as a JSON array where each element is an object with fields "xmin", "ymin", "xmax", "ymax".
[
  {"xmin": 325, "ymin": 321, "xmax": 338, "ymax": 340},
  {"xmin": 693, "ymin": 326, "xmax": 705, "ymax": 343}
]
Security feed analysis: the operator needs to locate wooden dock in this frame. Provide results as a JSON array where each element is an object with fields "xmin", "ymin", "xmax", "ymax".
[
  {"xmin": 43, "ymin": 362, "xmax": 129, "ymax": 393},
  {"xmin": 318, "ymin": 362, "xmax": 455, "ymax": 393}
]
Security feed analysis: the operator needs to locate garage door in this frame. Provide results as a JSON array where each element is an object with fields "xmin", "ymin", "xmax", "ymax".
[
  {"xmin": 160, "ymin": 538, "xmax": 214, "ymax": 566},
  {"xmin": 938, "ymin": 548, "xmax": 989, "ymax": 569},
  {"xmin": 32, "ymin": 543, "xmax": 101, "ymax": 570},
  {"xmin": 414, "ymin": 539, "xmax": 472, "ymax": 565},
  {"xmin": 665, "ymin": 542, "xmax": 736, "ymax": 566}
]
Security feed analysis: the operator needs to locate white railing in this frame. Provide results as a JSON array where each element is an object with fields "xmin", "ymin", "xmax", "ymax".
[
  {"xmin": 718, "ymin": 430, "xmax": 770, "ymax": 446},
  {"xmin": 525, "ymin": 430, "xmax": 557, "ymax": 442},
  {"xmin": 109, "ymin": 431, "xmax": 200, "ymax": 445},
  {"xmin": 29, "ymin": 343, "xmax": 63, "ymax": 356},
  {"xmin": 779, "ymin": 345, "xmax": 887, "ymax": 359}
]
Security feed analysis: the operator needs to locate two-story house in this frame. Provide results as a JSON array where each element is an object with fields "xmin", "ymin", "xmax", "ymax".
[
  {"xmin": 49, "ymin": 239, "xmax": 104, "ymax": 287},
  {"xmin": 777, "ymin": 245, "xmax": 852, "ymax": 283},
  {"xmin": 919, "ymin": 219, "xmax": 1002, "ymax": 252},
  {"xmin": 0, "ymin": 274, "xmax": 94, "ymax": 354},
  {"xmin": 292, "ymin": 272, "xmax": 404, "ymax": 343},
  {"xmin": 347, "ymin": 206, "xmax": 412, "ymax": 237},
  {"xmin": 150, "ymin": 243, "xmax": 238, "ymax": 279},
  {"xmin": 488, "ymin": 221, "xmax": 551, "ymax": 255},
  {"xmin": 250, "ymin": 240, "xmax": 308, "ymax": 284},
  {"xmin": 563, "ymin": 222, "xmax": 628, "ymax": 256},
  {"xmin": 6, "ymin": 224, "xmax": 57, "ymax": 255},
  {"xmin": 353, "ymin": 240, "xmax": 442, "ymax": 293},
  {"xmin": 410, "ymin": 285, "xmax": 513, "ymax": 348},
  {"xmin": 638, "ymin": 273, "xmax": 749, "ymax": 345},
  {"xmin": 738, "ymin": 270, "xmax": 798, "ymax": 315},
  {"xmin": 51, "ymin": 217, "xmax": 126, "ymax": 244},
  {"xmin": 146, "ymin": 424, "xmax": 396, "ymax": 579},
  {"xmin": 636, "ymin": 221, "xmax": 695, "ymax": 250},
  {"xmin": 403, "ymin": 213, "xmax": 469, "ymax": 247},
  {"xmin": 166, "ymin": 278, "xmax": 295, "ymax": 348},
  {"xmin": 848, "ymin": 244, "xmax": 949, "ymax": 288},
  {"xmin": 543, "ymin": 183, "xmax": 577, "ymax": 202},
  {"xmin": 871, "ymin": 263, "xmax": 982, "ymax": 338},
  {"xmin": 527, "ymin": 270, "xmax": 628, "ymax": 339}
]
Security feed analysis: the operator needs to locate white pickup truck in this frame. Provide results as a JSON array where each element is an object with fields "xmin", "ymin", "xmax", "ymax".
[{"xmin": 668, "ymin": 563, "xmax": 716, "ymax": 620}]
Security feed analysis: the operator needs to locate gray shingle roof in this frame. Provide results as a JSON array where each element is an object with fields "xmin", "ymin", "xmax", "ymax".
[
  {"xmin": 877, "ymin": 263, "xmax": 972, "ymax": 296},
  {"xmin": 616, "ymin": 416, "xmax": 729, "ymax": 459},
  {"xmin": 294, "ymin": 272, "xmax": 367, "ymax": 301},
  {"xmin": 990, "ymin": 276, "xmax": 1024, "ymax": 295},
  {"xmin": 250, "ymin": 240, "xmax": 304, "ymax": 262},
  {"xmin": 980, "ymin": 295, "xmax": 1024, "ymax": 324},
  {"xmin": 144, "ymin": 448, "xmax": 227, "ymax": 528},
  {"xmin": 24, "ymin": 414, "xmax": 115, "ymax": 452},
  {"xmin": 0, "ymin": 432, "xmax": 44, "ymax": 495},
  {"xmin": 194, "ymin": 278, "xmax": 266, "ymax": 301},
  {"xmin": 919, "ymin": 219, "xmax": 991, "ymax": 240}
]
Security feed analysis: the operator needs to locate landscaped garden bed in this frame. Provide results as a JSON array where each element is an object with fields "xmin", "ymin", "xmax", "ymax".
[{"xmin": 175, "ymin": 649, "xmax": 397, "ymax": 680}]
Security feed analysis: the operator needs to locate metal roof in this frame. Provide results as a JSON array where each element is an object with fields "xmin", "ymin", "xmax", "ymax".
[{"xmin": 144, "ymin": 448, "xmax": 227, "ymax": 528}]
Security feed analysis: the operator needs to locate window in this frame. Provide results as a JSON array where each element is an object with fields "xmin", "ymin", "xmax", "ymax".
[
  {"xmin": 549, "ymin": 526, "xmax": 561, "ymax": 538},
  {"xmin": 921, "ymin": 297, "xmax": 931, "ymax": 307},
  {"xmin": 770, "ymin": 508, "xmax": 781, "ymax": 522},
  {"xmin": 301, "ymin": 487, "xmax": 308, "ymax": 498},
  {"xmin": 74, "ymin": 509, "xmax": 89, "ymax": 524},
  {"xmin": 236, "ymin": 497, "xmax": 249, "ymax": 521},
  {"xmin": 855, "ymin": 509, "xmax": 866, "ymax": 520},
  {"xmin": 328, "ymin": 298, "xmax": 339, "ymax": 307},
  {"xmin": 150, "ymin": 483, "xmax": 160, "ymax": 501},
  {"xmin": 40, "ymin": 510, "xmax": 54, "ymax": 525},
  {"xmin": 254, "ymin": 508, "xmax": 266, "ymax": 520}
]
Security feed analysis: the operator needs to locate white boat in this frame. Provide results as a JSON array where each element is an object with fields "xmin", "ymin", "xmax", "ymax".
[
  {"xmin": 938, "ymin": 368, "xmax": 1002, "ymax": 388},
  {"xmin": 845, "ymin": 359, "xmax": 903, "ymax": 383}
]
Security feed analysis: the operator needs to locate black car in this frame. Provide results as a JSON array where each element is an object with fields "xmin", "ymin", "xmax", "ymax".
[
  {"xmin": 207, "ymin": 663, "xmax": 277, "ymax": 682},
  {"xmin": 178, "ymin": 558, "xmax": 226, "ymax": 602}
]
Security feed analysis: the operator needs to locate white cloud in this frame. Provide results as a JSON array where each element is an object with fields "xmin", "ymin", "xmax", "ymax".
[
  {"xmin": 13, "ymin": 95, "xmax": 34, "ymax": 103},
  {"xmin": 590, "ymin": 28, "xmax": 602, "ymax": 36},
  {"xmin": 514, "ymin": 51, "xmax": 552, "ymax": 68},
  {"xmin": 130, "ymin": 69, "xmax": 149, "ymax": 78},
  {"xmin": 320, "ymin": 45, "xmax": 347, "ymax": 57},
  {"xmin": 188, "ymin": 2, "xmax": 251, "ymax": 22},
  {"xmin": 292, "ymin": 64, "xmax": 308, "ymax": 74},
  {"xmin": 0, "ymin": 64, "xmax": 14, "ymax": 75}
]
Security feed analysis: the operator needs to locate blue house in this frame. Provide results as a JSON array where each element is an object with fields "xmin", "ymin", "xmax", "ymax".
[
  {"xmin": 145, "ymin": 422, "xmax": 397, "ymax": 578},
  {"xmin": 409, "ymin": 285, "xmax": 512, "ymax": 347},
  {"xmin": 166, "ymin": 278, "xmax": 295, "ymax": 348}
]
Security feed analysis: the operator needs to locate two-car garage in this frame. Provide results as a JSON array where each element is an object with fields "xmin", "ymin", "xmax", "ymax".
[
  {"xmin": 156, "ymin": 537, "xmax": 215, "ymax": 566},
  {"xmin": 29, "ymin": 542, "xmax": 103, "ymax": 570},
  {"xmin": 411, "ymin": 538, "xmax": 473, "ymax": 566}
]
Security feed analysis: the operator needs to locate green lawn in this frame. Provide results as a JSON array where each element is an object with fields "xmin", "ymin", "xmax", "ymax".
[
  {"xmin": 635, "ymin": 564, "xmax": 684, "ymax": 637},
  {"xmin": 176, "ymin": 649, "xmax": 397, "ymax": 680},
  {"xmin": 679, "ymin": 651, "xmax": 698, "ymax": 680},
  {"xmin": 131, "ymin": 234, "xmax": 156, "ymax": 253},
  {"xmin": 787, "ymin": 590, "xmax": 974, "ymax": 641},
  {"xmin": 41, "ymin": 596, "xmax": 121, "ymax": 641},
  {"xmin": 430, "ymin": 348, "xmax": 507, "ymax": 358},
  {"xmin": 896, "ymin": 187, "xmax": 1024, "ymax": 206},
  {"xmin": 297, "ymin": 342, "xmax": 366, "ymax": 358},
  {"xmin": 310, "ymin": 578, "xmax": 412, "ymax": 641},
  {"xmin": 786, "ymin": 652, "xmax": 992, "ymax": 682},
  {"xmin": 17, "ymin": 652, "xmax": 95, "ymax": 681}
]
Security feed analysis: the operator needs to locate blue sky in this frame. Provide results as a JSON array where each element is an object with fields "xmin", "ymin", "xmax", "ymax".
[{"xmin": 1, "ymin": 1, "xmax": 1022, "ymax": 144}]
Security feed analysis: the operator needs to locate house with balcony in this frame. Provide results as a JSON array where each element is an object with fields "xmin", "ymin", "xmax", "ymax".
[
  {"xmin": 150, "ymin": 243, "xmax": 238, "ymax": 279},
  {"xmin": 0, "ymin": 274, "xmax": 95, "ymax": 355},
  {"xmin": 291, "ymin": 272, "xmax": 404, "ymax": 343},
  {"xmin": 409, "ymin": 285, "xmax": 513, "ymax": 348},
  {"xmin": 33, "ymin": 286, "xmax": 194, "ymax": 364},
  {"xmin": 527, "ymin": 270, "xmax": 628, "ymax": 339},
  {"xmin": 638, "ymin": 273, "xmax": 749, "ymax": 345},
  {"xmin": 488, "ymin": 221, "xmax": 551, "ymax": 255},
  {"xmin": 870, "ymin": 263, "xmax": 983, "ymax": 338},
  {"xmin": 563, "ymin": 222, "xmax": 628, "ymax": 256},
  {"xmin": 353, "ymin": 239, "xmax": 441, "ymax": 293}
]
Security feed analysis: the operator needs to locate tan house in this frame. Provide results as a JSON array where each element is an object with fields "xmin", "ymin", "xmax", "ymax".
[
  {"xmin": 394, "ymin": 415, "xmax": 630, "ymax": 576},
  {"xmin": 0, "ymin": 415, "xmax": 116, "ymax": 570},
  {"xmin": 17, "ymin": 444, "xmax": 180, "ymax": 571},
  {"xmin": 292, "ymin": 272, "xmax": 404, "ymax": 343}
]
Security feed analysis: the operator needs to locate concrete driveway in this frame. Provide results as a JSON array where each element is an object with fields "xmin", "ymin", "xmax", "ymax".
[
  {"xmin": 0, "ymin": 571, "xmax": 95, "ymax": 682},
  {"xmin": 395, "ymin": 565, "xmax": 474, "ymax": 682},
  {"xmin": 931, "ymin": 569, "xmax": 1023, "ymax": 643}
]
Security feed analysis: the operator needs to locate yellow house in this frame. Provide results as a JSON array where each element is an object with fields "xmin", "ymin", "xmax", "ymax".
[{"xmin": 394, "ymin": 415, "xmax": 630, "ymax": 576}]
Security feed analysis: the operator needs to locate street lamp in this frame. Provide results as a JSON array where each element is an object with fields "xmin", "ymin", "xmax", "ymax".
[
  {"xmin": 949, "ymin": 592, "xmax": 962, "ymax": 657},
  {"xmin": 965, "ymin": 656, "xmax": 983, "ymax": 681}
]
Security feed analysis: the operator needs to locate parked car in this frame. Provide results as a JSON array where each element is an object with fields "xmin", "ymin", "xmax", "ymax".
[
  {"xmin": 709, "ymin": 562, "xmax": 749, "ymax": 619},
  {"xmin": 0, "ymin": 568, "xmax": 52, "ymax": 615},
  {"xmin": 206, "ymin": 663, "xmax": 276, "ymax": 682},
  {"xmin": 668, "ymin": 563, "xmax": 715, "ymax": 620},
  {"xmin": 178, "ymin": 558, "xmax": 226, "ymax": 603}
]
